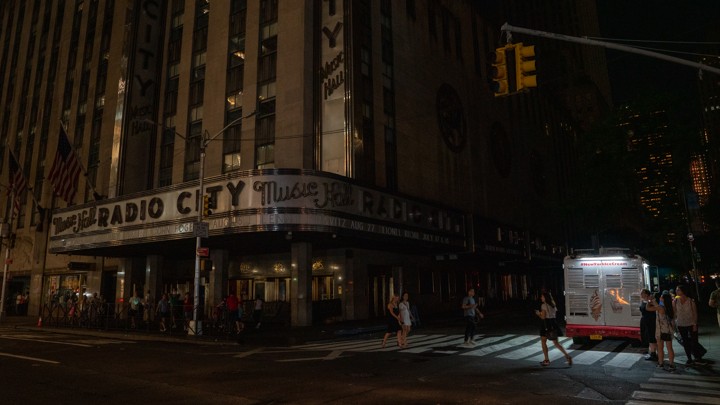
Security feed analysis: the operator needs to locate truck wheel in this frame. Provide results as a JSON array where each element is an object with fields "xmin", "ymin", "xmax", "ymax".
[{"xmin": 572, "ymin": 336, "xmax": 589, "ymax": 344}]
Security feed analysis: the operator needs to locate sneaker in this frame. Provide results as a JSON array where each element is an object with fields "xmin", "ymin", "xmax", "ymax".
[
  {"xmin": 656, "ymin": 363, "xmax": 664, "ymax": 368},
  {"xmin": 644, "ymin": 353, "xmax": 657, "ymax": 361},
  {"xmin": 665, "ymin": 364, "xmax": 676, "ymax": 372},
  {"xmin": 685, "ymin": 360, "xmax": 694, "ymax": 366}
]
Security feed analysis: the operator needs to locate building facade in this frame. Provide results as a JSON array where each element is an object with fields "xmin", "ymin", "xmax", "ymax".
[{"xmin": 0, "ymin": 0, "xmax": 607, "ymax": 326}]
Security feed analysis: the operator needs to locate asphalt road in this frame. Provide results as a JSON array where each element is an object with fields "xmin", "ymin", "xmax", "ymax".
[
  {"xmin": 0, "ymin": 328, "xmax": 676, "ymax": 404},
  {"xmin": 1, "ymin": 317, "xmax": 718, "ymax": 404}
]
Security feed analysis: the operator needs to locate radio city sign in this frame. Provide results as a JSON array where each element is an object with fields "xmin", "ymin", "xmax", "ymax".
[{"xmin": 49, "ymin": 171, "xmax": 466, "ymax": 252}]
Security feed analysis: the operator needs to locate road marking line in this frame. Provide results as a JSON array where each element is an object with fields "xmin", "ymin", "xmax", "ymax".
[
  {"xmin": 569, "ymin": 339, "xmax": 622, "ymax": 365},
  {"xmin": 0, "ymin": 335, "xmax": 92, "ymax": 347},
  {"xmin": 640, "ymin": 383, "xmax": 720, "ymax": 396},
  {"xmin": 603, "ymin": 351, "xmax": 642, "ymax": 368},
  {"xmin": 0, "ymin": 352, "xmax": 60, "ymax": 364},
  {"xmin": 461, "ymin": 335, "xmax": 537, "ymax": 357},
  {"xmin": 233, "ymin": 348, "xmax": 264, "ymax": 358},
  {"xmin": 632, "ymin": 390, "xmax": 720, "ymax": 405}
]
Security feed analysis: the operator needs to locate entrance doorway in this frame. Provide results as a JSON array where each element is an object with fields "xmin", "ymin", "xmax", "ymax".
[{"xmin": 368, "ymin": 266, "xmax": 395, "ymax": 318}]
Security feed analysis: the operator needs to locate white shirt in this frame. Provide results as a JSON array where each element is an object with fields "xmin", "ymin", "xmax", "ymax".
[{"xmin": 674, "ymin": 297, "xmax": 697, "ymax": 327}]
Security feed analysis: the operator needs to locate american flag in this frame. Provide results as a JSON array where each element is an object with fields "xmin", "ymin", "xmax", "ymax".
[
  {"xmin": 48, "ymin": 125, "xmax": 82, "ymax": 204},
  {"xmin": 8, "ymin": 151, "xmax": 27, "ymax": 215}
]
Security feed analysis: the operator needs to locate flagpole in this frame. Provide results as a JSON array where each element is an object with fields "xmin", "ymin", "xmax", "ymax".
[
  {"xmin": 60, "ymin": 120, "xmax": 102, "ymax": 201},
  {"xmin": 0, "ymin": 191, "xmax": 14, "ymax": 322}
]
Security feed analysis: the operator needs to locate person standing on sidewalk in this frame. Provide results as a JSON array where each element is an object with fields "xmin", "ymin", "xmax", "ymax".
[
  {"xmin": 640, "ymin": 289, "xmax": 658, "ymax": 361},
  {"xmin": 674, "ymin": 284, "xmax": 700, "ymax": 366},
  {"xmin": 709, "ymin": 280, "xmax": 720, "ymax": 328},
  {"xmin": 647, "ymin": 291, "xmax": 675, "ymax": 372},
  {"xmin": 253, "ymin": 295, "xmax": 264, "ymax": 329},
  {"xmin": 461, "ymin": 288, "xmax": 484, "ymax": 347}
]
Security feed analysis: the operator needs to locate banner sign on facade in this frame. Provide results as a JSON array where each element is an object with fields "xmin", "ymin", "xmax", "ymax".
[{"xmin": 49, "ymin": 171, "xmax": 466, "ymax": 253}]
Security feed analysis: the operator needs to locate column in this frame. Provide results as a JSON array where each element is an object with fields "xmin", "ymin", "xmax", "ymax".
[
  {"xmin": 145, "ymin": 255, "xmax": 162, "ymax": 302},
  {"xmin": 208, "ymin": 249, "xmax": 229, "ymax": 318},
  {"xmin": 341, "ymin": 249, "xmax": 355, "ymax": 320},
  {"xmin": 291, "ymin": 242, "xmax": 312, "ymax": 326},
  {"xmin": 115, "ymin": 258, "xmax": 133, "ymax": 318}
]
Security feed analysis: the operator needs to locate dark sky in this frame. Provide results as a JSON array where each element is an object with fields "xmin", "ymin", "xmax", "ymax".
[{"xmin": 597, "ymin": 1, "xmax": 720, "ymax": 106}]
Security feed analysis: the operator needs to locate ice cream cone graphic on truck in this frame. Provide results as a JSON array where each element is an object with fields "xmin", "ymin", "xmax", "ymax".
[{"xmin": 590, "ymin": 289, "xmax": 602, "ymax": 321}]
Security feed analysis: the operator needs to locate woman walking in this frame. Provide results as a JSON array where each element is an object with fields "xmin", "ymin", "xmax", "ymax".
[
  {"xmin": 381, "ymin": 294, "xmax": 402, "ymax": 348},
  {"xmin": 398, "ymin": 292, "xmax": 414, "ymax": 347},
  {"xmin": 535, "ymin": 292, "xmax": 572, "ymax": 366}
]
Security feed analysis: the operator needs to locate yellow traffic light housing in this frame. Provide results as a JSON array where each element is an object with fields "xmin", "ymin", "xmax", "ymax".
[
  {"xmin": 202, "ymin": 194, "xmax": 212, "ymax": 218},
  {"xmin": 514, "ymin": 43, "xmax": 537, "ymax": 91},
  {"xmin": 491, "ymin": 46, "xmax": 510, "ymax": 97}
]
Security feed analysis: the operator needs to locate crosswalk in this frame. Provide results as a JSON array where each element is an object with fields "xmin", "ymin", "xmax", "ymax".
[
  {"xmin": 292, "ymin": 333, "xmax": 649, "ymax": 368},
  {"xmin": 627, "ymin": 372, "xmax": 720, "ymax": 405}
]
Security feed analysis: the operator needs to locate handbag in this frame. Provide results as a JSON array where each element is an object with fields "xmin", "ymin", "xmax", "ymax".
[
  {"xmin": 660, "ymin": 332, "xmax": 673, "ymax": 342},
  {"xmin": 544, "ymin": 320, "xmax": 559, "ymax": 340}
]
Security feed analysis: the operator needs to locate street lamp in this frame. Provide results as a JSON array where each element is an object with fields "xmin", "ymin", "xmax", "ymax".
[
  {"xmin": 145, "ymin": 114, "xmax": 249, "ymax": 334},
  {"xmin": 190, "ymin": 114, "xmax": 246, "ymax": 334}
]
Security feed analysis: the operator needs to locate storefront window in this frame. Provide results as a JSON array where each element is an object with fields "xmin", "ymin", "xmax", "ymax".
[{"xmin": 44, "ymin": 273, "xmax": 88, "ymax": 304}]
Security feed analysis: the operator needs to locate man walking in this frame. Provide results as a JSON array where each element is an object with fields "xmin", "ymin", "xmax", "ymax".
[{"xmin": 462, "ymin": 288, "xmax": 484, "ymax": 346}]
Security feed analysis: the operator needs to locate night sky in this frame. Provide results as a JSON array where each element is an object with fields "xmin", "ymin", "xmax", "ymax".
[{"xmin": 597, "ymin": 1, "xmax": 720, "ymax": 106}]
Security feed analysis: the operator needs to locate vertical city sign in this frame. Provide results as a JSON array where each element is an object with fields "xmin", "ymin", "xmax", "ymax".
[{"xmin": 319, "ymin": 0, "xmax": 348, "ymax": 176}]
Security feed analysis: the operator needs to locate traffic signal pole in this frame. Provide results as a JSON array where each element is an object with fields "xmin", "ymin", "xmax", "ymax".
[{"xmin": 501, "ymin": 23, "xmax": 720, "ymax": 76}]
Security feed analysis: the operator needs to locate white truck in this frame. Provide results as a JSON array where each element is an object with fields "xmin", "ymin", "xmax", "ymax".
[{"xmin": 564, "ymin": 248, "xmax": 651, "ymax": 343}]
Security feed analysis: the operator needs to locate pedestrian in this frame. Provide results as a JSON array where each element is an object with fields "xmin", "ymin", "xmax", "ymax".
[
  {"xmin": 461, "ymin": 288, "xmax": 484, "ymax": 347},
  {"xmin": 639, "ymin": 289, "xmax": 658, "ymax": 361},
  {"xmin": 15, "ymin": 292, "xmax": 22, "ymax": 315},
  {"xmin": 673, "ymin": 285, "xmax": 701, "ymax": 366},
  {"xmin": 144, "ymin": 290, "xmax": 154, "ymax": 324},
  {"xmin": 156, "ymin": 293, "xmax": 170, "ymax": 332},
  {"xmin": 647, "ymin": 291, "xmax": 675, "ymax": 371},
  {"xmin": 381, "ymin": 294, "xmax": 402, "ymax": 348},
  {"xmin": 708, "ymin": 279, "xmax": 720, "ymax": 328},
  {"xmin": 399, "ymin": 292, "xmax": 413, "ymax": 347},
  {"xmin": 183, "ymin": 292, "xmax": 193, "ymax": 331},
  {"xmin": 227, "ymin": 293, "xmax": 240, "ymax": 333},
  {"xmin": 128, "ymin": 291, "xmax": 142, "ymax": 329},
  {"xmin": 535, "ymin": 292, "xmax": 572, "ymax": 366},
  {"xmin": 253, "ymin": 295, "xmax": 264, "ymax": 329},
  {"xmin": 169, "ymin": 289, "xmax": 181, "ymax": 329}
]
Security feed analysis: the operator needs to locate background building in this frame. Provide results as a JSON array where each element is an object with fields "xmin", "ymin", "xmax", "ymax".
[{"xmin": 0, "ymin": 0, "xmax": 610, "ymax": 325}]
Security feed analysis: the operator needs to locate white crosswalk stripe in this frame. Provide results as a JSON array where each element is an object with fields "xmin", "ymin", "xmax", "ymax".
[
  {"xmin": 627, "ymin": 373, "xmax": 720, "ymax": 405},
  {"xmin": 291, "ymin": 333, "xmax": 644, "ymax": 368}
]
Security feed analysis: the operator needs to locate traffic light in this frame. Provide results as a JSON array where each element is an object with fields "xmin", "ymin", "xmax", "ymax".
[
  {"xmin": 202, "ymin": 194, "xmax": 212, "ymax": 217},
  {"xmin": 491, "ymin": 46, "xmax": 510, "ymax": 97},
  {"xmin": 514, "ymin": 43, "xmax": 537, "ymax": 91}
]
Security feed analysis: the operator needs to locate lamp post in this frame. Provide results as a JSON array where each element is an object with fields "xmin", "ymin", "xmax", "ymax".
[
  {"xmin": 143, "ymin": 114, "xmax": 248, "ymax": 335},
  {"xmin": 191, "ymin": 115, "xmax": 246, "ymax": 334}
]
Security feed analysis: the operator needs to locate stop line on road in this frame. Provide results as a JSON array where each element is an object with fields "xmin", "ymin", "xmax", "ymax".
[{"xmin": 290, "ymin": 333, "xmax": 647, "ymax": 368}]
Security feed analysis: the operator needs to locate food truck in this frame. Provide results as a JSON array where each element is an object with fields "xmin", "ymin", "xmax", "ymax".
[{"xmin": 564, "ymin": 248, "xmax": 651, "ymax": 342}]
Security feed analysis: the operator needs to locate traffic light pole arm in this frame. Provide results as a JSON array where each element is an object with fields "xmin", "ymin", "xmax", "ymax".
[
  {"xmin": 202, "ymin": 111, "xmax": 256, "ymax": 148},
  {"xmin": 501, "ymin": 23, "xmax": 720, "ymax": 76}
]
